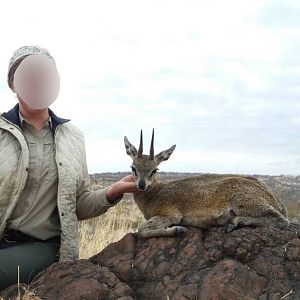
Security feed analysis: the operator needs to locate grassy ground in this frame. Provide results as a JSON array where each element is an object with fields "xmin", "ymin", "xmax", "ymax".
[{"xmin": 79, "ymin": 193, "xmax": 145, "ymax": 259}]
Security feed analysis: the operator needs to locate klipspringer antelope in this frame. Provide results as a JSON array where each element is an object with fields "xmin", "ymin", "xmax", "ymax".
[{"xmin": 124, "ymin": 129, "xmax": 288, "ymax": 237}]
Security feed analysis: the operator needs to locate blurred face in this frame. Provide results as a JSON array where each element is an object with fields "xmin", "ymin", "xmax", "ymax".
[
  {"xmin": 13, "ymin": 55, "xmax": 60, "ymax": 109},
  {"xmin": 18, "ymin": 96, "xmax": 45, "ymax": 115}
]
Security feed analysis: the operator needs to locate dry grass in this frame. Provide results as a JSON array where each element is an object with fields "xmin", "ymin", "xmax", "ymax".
[
  {"xmin": 286, "ymin": 202, "xmax": 300, "ymax": 223},
  {"xmin": 79, "ymin": 193, "xmax": 145, "ymax": 259}
]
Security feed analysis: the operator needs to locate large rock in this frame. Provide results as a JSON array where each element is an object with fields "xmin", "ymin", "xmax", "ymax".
[{"xmin": 0, "ymin": 223, "xmax": 299, "ymax": 300}]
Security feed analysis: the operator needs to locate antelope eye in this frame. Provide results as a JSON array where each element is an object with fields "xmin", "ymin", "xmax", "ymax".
[
  {"xmin": 131, "ymin": 166, "xmax": 137, "ymax": 176},
  {"xmin": 150, "ymin": 168, "xmax": 159, "ymax": 177}
]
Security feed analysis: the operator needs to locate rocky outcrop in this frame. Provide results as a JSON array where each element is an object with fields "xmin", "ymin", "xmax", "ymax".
[{"xmin": 1, "ymin": 223, "xmax": 299, "ymax": 300}]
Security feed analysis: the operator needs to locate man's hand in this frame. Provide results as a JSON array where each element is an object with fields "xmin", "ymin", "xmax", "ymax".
[{"xmin": 105, "ymin": 175, "xmax": 140, "ymax": 204}]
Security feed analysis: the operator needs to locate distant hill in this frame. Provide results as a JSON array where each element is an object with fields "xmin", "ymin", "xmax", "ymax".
[{"xmin": 90, "ymin": 172, "xmax": 300, "ymax": 203}]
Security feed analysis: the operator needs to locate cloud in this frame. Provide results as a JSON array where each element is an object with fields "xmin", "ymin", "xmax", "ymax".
[{"xmin": 0, "ymin": 0, "xmax": 299, "ymax": 175}]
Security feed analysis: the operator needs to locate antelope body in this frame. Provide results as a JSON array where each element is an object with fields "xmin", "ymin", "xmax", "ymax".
[{"xmin": 124, "ymin": 130, "xmax": 289, "ymax": 237}]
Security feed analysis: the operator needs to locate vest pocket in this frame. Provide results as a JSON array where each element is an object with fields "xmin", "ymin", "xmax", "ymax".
[{"xmin": 43, "ymin": 142, "xmax": 58, "ymax": 180}]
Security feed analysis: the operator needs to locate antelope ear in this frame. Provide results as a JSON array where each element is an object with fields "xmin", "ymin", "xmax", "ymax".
[
  {"xmin": 124, "ymin": 136, "xmax": 138, "ymax": 159},
  {"xmin": 155, "ymin": 145, "xmax": 176, "ymax": 165}
]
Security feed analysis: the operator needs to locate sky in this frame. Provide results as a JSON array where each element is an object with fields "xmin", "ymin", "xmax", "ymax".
[{"xmin": 0, "ymin": 0, "xmax": 299, "ymax": 175}]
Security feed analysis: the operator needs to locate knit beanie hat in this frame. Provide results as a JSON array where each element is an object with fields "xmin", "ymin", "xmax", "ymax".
[{"xmin": 7, "ymin": 45, "xmax": 56, "ymax": 90}]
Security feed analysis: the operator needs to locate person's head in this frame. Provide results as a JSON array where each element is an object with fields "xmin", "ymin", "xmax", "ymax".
[{"xmin": 8, "ymin": 45, "xmax": 60, "ymax": 111}]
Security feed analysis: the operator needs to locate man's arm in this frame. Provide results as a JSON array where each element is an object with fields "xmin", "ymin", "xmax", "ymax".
[{"xmin": 76, "ymin": 177, "xmax": 123, "ymax": 221}]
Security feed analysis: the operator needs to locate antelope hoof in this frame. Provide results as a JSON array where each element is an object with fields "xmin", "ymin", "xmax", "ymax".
[
  {"xmin": 223, "ymin": 223, "xmax": 236, "ymax": 233},
  {"xmin": 175, "ymin": 226, "xmax": 188, "ymax": 235}
]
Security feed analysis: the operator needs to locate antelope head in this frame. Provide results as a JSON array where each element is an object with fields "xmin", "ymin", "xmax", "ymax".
[{"xmin": 124, "ymin": 129, "xmax": 176, "ymax": 191}]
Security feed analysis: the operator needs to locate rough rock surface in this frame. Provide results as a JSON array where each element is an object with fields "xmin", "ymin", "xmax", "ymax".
[{"xmin": 0, "ymin": 223, "xmax": 299, "ymax": 300}]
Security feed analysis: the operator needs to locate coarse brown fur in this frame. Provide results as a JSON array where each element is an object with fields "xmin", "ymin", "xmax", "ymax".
[{"xmin": 124, "ymin": 130, "xmax": 288, "ymax": 237}]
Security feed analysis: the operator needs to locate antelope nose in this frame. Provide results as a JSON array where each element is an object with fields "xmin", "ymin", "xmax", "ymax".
[{"xmin": 138, "ymin": 179, "xmax": 146, "ymax": 190}]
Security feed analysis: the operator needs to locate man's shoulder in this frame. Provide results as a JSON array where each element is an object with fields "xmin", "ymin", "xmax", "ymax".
[
  {"xmin": 61, "ymin": 121, "xmax": 84, "ymax": 138},
  {"xmin": 0, "ymin": 113, "xmax": 11, "ymax": 127}
]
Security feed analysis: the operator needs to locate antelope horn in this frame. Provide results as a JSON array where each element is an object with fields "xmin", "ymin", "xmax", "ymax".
[
  {"xmin": 149, "ymin": 128, "xmax": 154, "ymax": 160},
  {"xmin": 138, "ymin": 129, "xmax": 143, "ymax": 158}
]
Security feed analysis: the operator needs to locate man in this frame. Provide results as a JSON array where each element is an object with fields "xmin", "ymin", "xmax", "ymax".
[{"xmin": 0, "ymin": 45, "xmax": 139, "ymax": 289}]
